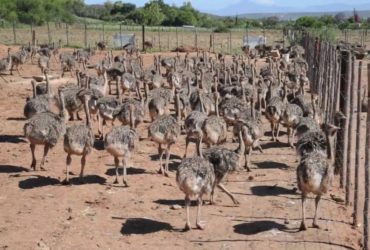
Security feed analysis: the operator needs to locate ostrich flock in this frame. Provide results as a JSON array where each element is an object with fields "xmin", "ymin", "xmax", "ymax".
[{"xmin": 0, "ymin": 42, "xmax": 339, "ymax": 232}]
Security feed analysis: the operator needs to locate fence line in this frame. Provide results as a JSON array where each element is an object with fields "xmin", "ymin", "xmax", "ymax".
[{"xmin": 301, "ymin": 31, "xmax": 370, "ymax": 249}]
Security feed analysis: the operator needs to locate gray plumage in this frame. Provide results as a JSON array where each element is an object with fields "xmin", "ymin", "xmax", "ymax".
[
  {"xmin": 296, "ymin": 124, "xmax": 338, "ymax": 231},
  {"xmin": 148, "ymin": 115, "xmax": 180, "ymax": 176},
  {"xmin": 296, "ymin": 130, "xmax": 327, "ymax": 158},
  {"xmin": 38, "ymin": 55, "xmax": 50, "ymax": 74},
  {"xmin": 199, "ymin": 115, "xmax": 227, "ymax": 150},
  {"xmin": 233, "ymin": 117, "xmax": 264, "ymax": 171},
  {"xmin": 64, "ymin": 125, "xmax": 94, "ymax": 155},
  {"xmin": 146, "ymin": 87, "xmax": 173, "ymax": 121},
  {"xmin": 115, "ymin": 98, "xmax": 144, "ymax": 128},
  {"xmin": 218, "ymin": 96, "xmax": 248, "ymax": 125},
  {"xmin": 63, "ymin": 93, "xmax": 94, "ymax": 183},
  {"xmin": 24, "ymin": 111, "xmax": 66, "ymax": 148},
  {"xmin": 23, "ymin": 90, "xmax": 66, "ymax": 171},
  {"xmin": 24, "ymin": 80, "xmax": 50, "ymax": 119},
  {"xmin": 296, "ymin": 116, "xmax": 320, "ymax": 138},
  {"xmin": 0, "ymin": 48, "xmax": 12, "ymax": 76},
  {"xmin": 203, "ymin": 147, "xmax": 241, "ymax": 205},
  {"xmin": 183, "ymin": 111, "xmax": 207, "ymax": 158},
  {"xmin": 60, "ymin": 54, "xmax": 75, "ymax": 77},
  {"xmin": 62, "ymin": 85, "xmax": 84, "ymax": 120},
  {"xmin": 265, "ymin": 96, "xmax": 285, "ymax": 141},
  {"xmin": 281, "ymin": 103, "xmax": 303, "ymax": 147},
  {"xmin": 10, "ymin": 49, "xmax": 28, "ymax": 75},
  {"xmin": 176, "ymin": 156, "xmax": 215, "ymax": 230},
  {"xmin": 105, "ymin": 125, "xmax": 137, "ymax": 186},
  {"xmin": 24, "ymin": 96, "xmax": 49, "ymax": 119},
  {"xmin": 291, "ymin": 95, "xmax": 313, "ymax": 117}
]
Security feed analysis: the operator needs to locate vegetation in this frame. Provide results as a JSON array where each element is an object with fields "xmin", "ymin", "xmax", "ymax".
[
  {"xmin": 0, "ymin": 0, "xmax": 369, "ymax": 32},
  {"xmin": 0, "ymin": 0, "xmax": 84, "ymax": 25}
]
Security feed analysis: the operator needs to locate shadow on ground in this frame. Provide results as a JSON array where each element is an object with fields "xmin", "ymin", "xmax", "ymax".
[
  {"xmin": 68, "ymin": 175, "xmax": 106, "ymax": 185},
  {"xmin": 0, "ymin": 135, "xmax": 27, "ymax": 144},
  {"xmin": 105, "ymin": 167, "xmax": 146, "ymax": 176},
  {"xmin": 255, "ymin": 161, "xmax": 290, "ymax": 170},
  {"xmin": 234, "ymin": 220, "xmax": 288, "ymax": 235},
  {"xmin": 7, "ymin": 117, "xmax": 26, "ymax": 121},
  {"xmin": 18, "ymin": 175, "xmax": 60, "ymax": 189},
  {"xmin": 121, "ymin": 218, "xmax": 173, "ymax": 235},
  {"xmin": 153, "ymin": 199, "xmax": 198, "ymax": 207},
  {"xmin": 0, "ymin": 165, "xmax": 29, "ymax": 173},
  {"xmin": 250, "ymin": 185, "xmax": 296, "ymax": 196}
]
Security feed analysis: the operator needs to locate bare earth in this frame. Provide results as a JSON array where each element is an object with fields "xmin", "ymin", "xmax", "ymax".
[{"xmin": 0, "ymin": 45, "xmax": 364, "ymax": 250}]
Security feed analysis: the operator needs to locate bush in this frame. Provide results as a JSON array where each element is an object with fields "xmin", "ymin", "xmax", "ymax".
[{"xmin": 214, "ymin": 24, "xmax": 230, "ymax": 33}]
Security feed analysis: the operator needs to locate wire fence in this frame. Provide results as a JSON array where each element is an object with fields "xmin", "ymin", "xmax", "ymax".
[{"xmin": 0, "ymin": 22, "xmax": 290, "ymax": 54}]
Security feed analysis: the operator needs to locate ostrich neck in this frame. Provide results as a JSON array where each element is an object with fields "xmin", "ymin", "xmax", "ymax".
[
  {"xmin": 326, "ymin": 135, "xmax": 335, "ymax": 165},
  {"xmin": 84, "ymin": 97, "xmax": 91, "ymax": 128},
  {"xmin": 31, "ymin": 82, "xmax": 36, "ymax": 98},
  {"xmin": 129, "ymin": 106, "xmax": 135, "ymax": 129}
]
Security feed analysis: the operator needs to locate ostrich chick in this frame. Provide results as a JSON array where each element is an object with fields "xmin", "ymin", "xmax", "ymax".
[{"xmin": 176, "ymin": 157, "xmax": 215, "ymax": 231}]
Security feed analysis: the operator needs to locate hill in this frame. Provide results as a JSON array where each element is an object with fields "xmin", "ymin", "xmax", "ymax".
[{"xmin": 236, "ymin": 10, "xmax": 370, "ymax": 20}]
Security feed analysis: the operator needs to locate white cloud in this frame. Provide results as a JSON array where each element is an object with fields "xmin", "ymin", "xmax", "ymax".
[{"xmin": 252, "ymin": 0, "xmax": 275, "ymax": 5}]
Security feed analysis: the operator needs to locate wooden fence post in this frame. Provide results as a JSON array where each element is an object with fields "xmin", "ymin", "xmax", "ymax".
[
  {"xmin": 181, "ymin": 27, "xmax": 184, "ymax": 46},
  {"xmin": 229, "ymin": 31, "xmax": 232, "ymax": 54},
  {"xmin": 102, "ymin": 24, "xmax": 105, "ymax": 43},
  {"xmin": 32, "ymin": 30, "xmax": 36, "ymax": 47},
  {"xmin": 213, "ymin": 33, "xmax": 215, "ymax": 53},
  {"xmin": 120, "ymin": 24, "xmax": 123, "ymax": 48},
  {"xmin": 158, "ymin": 27, "xmax": 161, "ymax": 51},
  {"xmin": 353, "ymin": 61, "xmax": 363, "ymax": 226},
  {"xmin": 84, "ymin": 23, "xmax": 87, "ymax": 48},
  {"xmin": 336, "ymin": 50, "xmax": 351, "ymax": 189},
  {"xmin": 65, "ymin": 24, "xmax": 69, "ymax": 47},
  {"xmin": 364, "ymin": 63, "xmax": 370, "ymax": 250},
  {"xmin": 12, "ymin": 22, "xmax": 16, "ymax": 45},
  {"xmin": 346, "ymin": 55, "xmax": 356, "ymax": 206},
  {"xmin": 195, "ymin": 28, "xmax": 198, "ymax": 50},
  {"xmin": 142, "ymin": 25, "xmax": 145, "ymax": 52},
  {"xmin": 47, "ymin": 22, "xmax": 51, "ymax": 44},
  {"xmin": 167, "ymin": 31, "xmax": 170, "ymax": 51},
  {"xmin": 176, "ymin": 27, "xmax": 178, "ymax": 48}
]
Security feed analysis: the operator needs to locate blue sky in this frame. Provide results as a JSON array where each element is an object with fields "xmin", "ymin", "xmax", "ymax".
[{"xmin": 84, "ymin": 0, "xmax": 370, "ymax": 14}]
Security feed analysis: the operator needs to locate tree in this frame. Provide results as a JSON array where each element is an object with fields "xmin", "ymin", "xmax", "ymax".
[
  {"xmin": 319, "ymin": 15, "xmax": 335, "ymax": 26},
  {"xmin": 262, "ymin": 16, "xmax": 279, "ymax": 27},
  {"xmin": 295, "ymin": 16, "xmax": 323, "ymax": 28},
  {"xmin": 142, "ymin": 1, "xmax": 164, "ymax": 26},
  {"xmin": 335, "ymin": 12, "xmax": 346, "ymax": 23}
]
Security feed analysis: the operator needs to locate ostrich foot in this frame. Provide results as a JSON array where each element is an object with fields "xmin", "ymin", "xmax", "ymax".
[
  {"xmin": 196, "ymin": 221, "xmax": 205, "ymax": 230},
  {"xmin": 299, "ymin": 222, "xmax": 307, "ymax": 231}
]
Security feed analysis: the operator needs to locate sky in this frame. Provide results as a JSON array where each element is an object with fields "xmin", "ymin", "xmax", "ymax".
[{"xmin": 84, "ymin": 0, "xmax": 370, "ymax": 14}]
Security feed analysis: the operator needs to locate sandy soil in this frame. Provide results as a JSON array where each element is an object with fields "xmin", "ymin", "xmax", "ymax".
[{"xmin": 0, "ymin": 45, "xmax": 364, "ymax": 250}]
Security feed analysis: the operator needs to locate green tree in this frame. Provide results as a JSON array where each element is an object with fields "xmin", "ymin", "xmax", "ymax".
[
  {"xmin": 262, "ymin": 16, "xmax": 279, "ymax": 27},
  {"xmin": 0, "ymin": 0, "xmax": 17, "ymax": 22},
  {"xmin": 142, "ymin": 1, "xmax": 164, "ymax": 26},
  {"xmin": 295, "ymin": 16, "xmax": 324, "ymax": 28}
]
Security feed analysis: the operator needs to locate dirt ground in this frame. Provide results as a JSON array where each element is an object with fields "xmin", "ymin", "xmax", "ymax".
[{"xmin": 0, "ymin": 45, "xmax": 364, "ymax": 250}]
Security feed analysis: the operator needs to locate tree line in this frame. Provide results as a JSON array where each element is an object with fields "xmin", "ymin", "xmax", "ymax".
[{"xmin": 0, "ymin": 0, "xmax": 369, "ymax": 31}]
